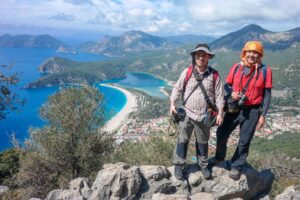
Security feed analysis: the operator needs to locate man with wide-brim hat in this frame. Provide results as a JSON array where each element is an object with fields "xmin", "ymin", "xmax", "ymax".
[
  {"xmin": 170, "ymin": 43, "xmax": 224, "ymax": 180},
  {"xmin": 190, "ymin": 43, "xmax": 215, "ymax": 58}
]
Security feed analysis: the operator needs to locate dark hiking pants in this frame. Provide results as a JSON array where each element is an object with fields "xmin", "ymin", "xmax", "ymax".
[{"xmin": 215, "ymin": 105, "xmax": 260, "ymax": 171}]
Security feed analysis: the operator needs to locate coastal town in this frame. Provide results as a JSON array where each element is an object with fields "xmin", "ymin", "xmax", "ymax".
[
  {"xmin": 111, "ymin": 107, "xmax": 300, "ymax": 151},
  {"xmin": 101, "ymin": 83, "xmax": 300, "ymax": 158}
]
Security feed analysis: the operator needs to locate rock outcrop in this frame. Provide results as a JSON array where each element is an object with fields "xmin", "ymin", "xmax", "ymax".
[
  {"xmin": 45, "ymin": 162, "xmax": 275, "ymax": 200},
  {"xmin": 275, "ymin": 185, "xmax": 300, "ymax": 200},
  {"xmin": 0, "ymin": 185, "xmax": 9, "ymax": 197}
]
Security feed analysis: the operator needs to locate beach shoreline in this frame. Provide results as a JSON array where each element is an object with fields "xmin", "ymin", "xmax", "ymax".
[{"xmin": 100, "ymin": 83, "xmax": 137, "ymax": 132}]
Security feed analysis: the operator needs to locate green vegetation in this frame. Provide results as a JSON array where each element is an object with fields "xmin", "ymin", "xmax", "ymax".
[
  {"xmin": 0, "ymin": 148, "xmax": 19, "ymax": 185},
  {"xmin": 27, "ymin": 58, "xmax": 127, "ymax": 88},
  {"xmin": 129, "ymin": 89, "xmax": 170, "ymax": 120},
  {"xmin": 250, "ymin": 131, "xmax": 300, "ymax": 158},
  {"xmin": 0, "ymin": 64, "xmax": 25, "ymax": 120},
  {"xmin": 16, "ymin": 85, "xmax": 114, "ymax": 199},
  {"xmin": 110, "ymin": 136, "xmax": 175, "ymax": 166}
]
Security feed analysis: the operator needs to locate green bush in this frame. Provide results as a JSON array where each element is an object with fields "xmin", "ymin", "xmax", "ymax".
[
  {"xmin": 16, "ymin": 85, "xmax": 114, "ymax": 199},
  {"xmin": 0, "ymin": 148, "xmax": 20, "ymax": 185},
  {"xmin": 110, "ymin": 135, "xmax": 175, "ymax": 166}
]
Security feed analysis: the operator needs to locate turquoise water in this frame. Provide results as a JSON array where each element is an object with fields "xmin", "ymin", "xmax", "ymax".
[
  {"xmin": 104, "ymin": 72, "xmax": 167, "ymax": 98},
  {"xmin": 0, "ymin": 48, "xmax": 166, "ymax": 151}
]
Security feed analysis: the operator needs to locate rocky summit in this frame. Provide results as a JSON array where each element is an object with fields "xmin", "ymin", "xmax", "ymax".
[{"xmin": 42, "ymin": 162, "xmax": 277, "ymax": 200}]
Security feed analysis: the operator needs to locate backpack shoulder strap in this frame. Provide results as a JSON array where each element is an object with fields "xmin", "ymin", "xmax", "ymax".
[
  {"xmin": 261, "ymin": 64, "xmax": 267, "ymax": 82},
  {"xmin": 208, "ymin": 66, "xmax": 219, "ymax": 88},
  {"xmin": 183, "ymin": 65, "xmax": 193, "ymax": 93},
  {"xmin": 233, "ymin": 63, "xmax": 241, "ymax": 76}
]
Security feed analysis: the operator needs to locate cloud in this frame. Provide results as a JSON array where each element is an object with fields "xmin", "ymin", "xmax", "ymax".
[
  {"xmin": 0, "ymin": 0, "xmax": 299, "ymax": 37},
  {"xmin": 63, "ymin": 0, "xmax": 89, "ymax": 5},
  {"xmin": 49, "ymin": 13, "xmax": 75, "ymax": 21},
  {"xmin": 186, "ymin": 0, "xmax": 300, "ymax": 23}
]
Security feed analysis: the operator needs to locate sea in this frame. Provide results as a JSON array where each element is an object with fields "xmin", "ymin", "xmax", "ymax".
[{"xmin": 0, "ymin": 47, "xmax": 167, "ymax": 151}]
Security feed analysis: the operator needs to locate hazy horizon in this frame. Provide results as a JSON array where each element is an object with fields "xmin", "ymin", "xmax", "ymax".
[{"xmin": 1, "ymin": 0, "xmax": 300, "ymax": 44}]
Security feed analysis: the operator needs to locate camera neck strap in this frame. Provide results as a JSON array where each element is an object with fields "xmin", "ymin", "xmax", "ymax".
[
  {"xmin": 192, "ymin": 68, "xmax": 218, "ymax": 111},
  {"xmin": 182, "ymin": 78, "xmax": 200, "ymax": 106}
]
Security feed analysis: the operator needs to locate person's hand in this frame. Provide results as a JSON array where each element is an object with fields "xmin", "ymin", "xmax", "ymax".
[
  {"xmin": 256, "ymin": 115, "xmax": 265, "ymax": 129},
  {"xmin": 215, "ymin": 114, "xmax": 223, "ymax": 126},
  {"xmin": 170, "ymin": 104, "xmax": 177, "ymax": 116},
  {"xmin": 231, "ymin": 92, "xmax": 241, "ymax": 100}
]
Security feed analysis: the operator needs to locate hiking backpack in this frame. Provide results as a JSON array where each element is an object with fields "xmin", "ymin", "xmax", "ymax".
[{"xmin": 231, "ymin": 63, "xmax": 267, "ymax": 83}]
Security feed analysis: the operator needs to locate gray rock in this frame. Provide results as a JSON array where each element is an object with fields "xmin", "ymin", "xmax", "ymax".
[
  {"xmin": 190, "ymin": 192, "xmax": 215, "ymax": 200},
  {"xmin": 69, "ymin": 177, "xmax": 91, "ymax": 199},
  {"xmin": 275, "ymin": 185, "xmax": 300, "ymax": 200},
  {"xmin": 45, "ymin": 189, "xmax": 63, "ymax": 200},
  {"xmin": 138, "ymin": 165, "xmax": 175, "ymax": 199},
  {"xmin": 259, "ymin": 195, "xmax": 271, "ymax": 200},
  {"xmin": 190, "ymin": 166, "xmax": 249, "ymax": 199},
  {"xmin": 151, "ymin": 193, "xmax": 189, "ymax": 200},
  {"xmin": 139, "ymin": 165, "xmax": 171, "ymax": 181},
  {"xmin": 56, "ymin": 190, "xmax": 84, "ymax": 200},
  {"xmin": 89, "ymin": 162, "xmax": 142, "ymax": 200},
  {"xmin": 43, "ymin": 162, "xmax": 276, "ymax": 200},
  {"xmin": 0, "ymin": 185, "xmax": 9, "ymax": 194}
]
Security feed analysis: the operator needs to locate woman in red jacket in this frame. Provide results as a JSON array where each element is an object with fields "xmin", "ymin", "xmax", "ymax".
[{"xmin": 210, "ymin": 41, "xmax": 273, "ymax": 180}]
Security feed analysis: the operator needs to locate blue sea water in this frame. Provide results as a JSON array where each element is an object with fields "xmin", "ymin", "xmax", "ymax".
[
  {"xmin": 103, "ymin": 72, "xmax": 167, "ymax": 98},
  {"xmin": 0, "ymin": 48, "xmax": 167, "ymax": 151}
]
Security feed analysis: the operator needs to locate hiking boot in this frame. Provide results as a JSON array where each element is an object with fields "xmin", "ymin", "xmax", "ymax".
[
  {"xmin": 208, "ymin": 157, "xmax": 223, "ymax": 167},
  {"xmin": 201, "ymin": 166, "xmax": 211, "ymax": 179},
  {"xmin": 229, "ymin": 168, "xmax": 241, "ymax": 180},
  {"xmin": 174, "ymin": 164, "xmax": 183, "ymax": 180}
]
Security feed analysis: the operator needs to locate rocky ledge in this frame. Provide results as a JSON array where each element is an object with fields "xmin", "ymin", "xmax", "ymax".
[{"xmin": 40, "ymin": 161, "xmax": 281, "ymax": 200}]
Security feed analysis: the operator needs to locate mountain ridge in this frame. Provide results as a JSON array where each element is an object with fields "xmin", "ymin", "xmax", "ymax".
[
  {"xmin": 0, "ymin": 34, "xmax": 65, "ymax": 48},
  {"xmin": 210, "ymin": 24, "xmax": 300, "ymax": 50}
]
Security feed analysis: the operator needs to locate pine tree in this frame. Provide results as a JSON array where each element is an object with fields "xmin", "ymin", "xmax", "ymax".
[{"xmin": 17, "ymin": 85, "xmax": 114, "ymax": 198}]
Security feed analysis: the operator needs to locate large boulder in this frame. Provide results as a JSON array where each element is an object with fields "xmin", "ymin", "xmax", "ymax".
[
  {"xmin": 89, "ymin": 162, "xmax": 142, "ymax": 200},
  {"xmin": 45, "ymin": 178, "xmax": 91, "ymax": 200},
  {"xmin": 44, "ymin": 162, "xmax": 274, "ymax": 200}
]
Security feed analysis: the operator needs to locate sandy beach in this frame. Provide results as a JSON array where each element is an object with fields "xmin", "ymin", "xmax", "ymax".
[{"xmin": 101, "ymin": 83, "xmax": 137, "ymax": 132}]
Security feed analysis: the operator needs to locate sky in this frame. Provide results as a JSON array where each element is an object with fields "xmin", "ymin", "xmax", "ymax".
[{"xmin": 1, "ymin": 0, "xmax": 300, "ymax": 43}]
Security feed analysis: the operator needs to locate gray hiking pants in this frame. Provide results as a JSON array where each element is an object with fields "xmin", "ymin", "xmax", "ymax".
[{"xmin": 173, "ymin": 115, "xmax": 210, "ymax": 166}]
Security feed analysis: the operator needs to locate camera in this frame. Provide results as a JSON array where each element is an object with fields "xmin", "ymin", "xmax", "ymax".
[
  {"xmin": 172, "ymin": 107, "xmax": 186, "ymax": 123},
  {"xmin": 238, "ymin": 94, "xmax": 247, "ymax": 106},
  {"xmin": 224, "ymin": 95, "xmax": 240, "ymax": 113}
]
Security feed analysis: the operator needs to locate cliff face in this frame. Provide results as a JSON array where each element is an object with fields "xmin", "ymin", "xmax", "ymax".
[
  {"xmin": 44, "ymin": 162, "xmax": 275, "ymax": 200},
  {"xmin": 38, "ymin": 57, "xmax": 72, "ymax": 74}
]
